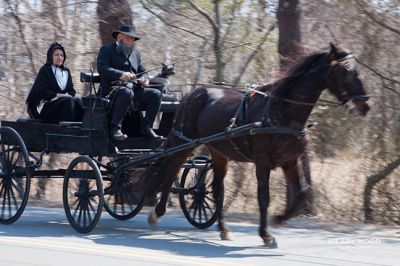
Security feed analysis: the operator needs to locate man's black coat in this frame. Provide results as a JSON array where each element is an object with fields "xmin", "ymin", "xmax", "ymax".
[{"xmin": 97, "ymin": 43, "xmax": 148, "ymax": 97}]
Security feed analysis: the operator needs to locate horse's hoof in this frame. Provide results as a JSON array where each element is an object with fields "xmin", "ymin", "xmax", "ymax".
[
  {"xmin": 220, "ymin": 231, "xmax": 233, "ymax": 241},
  {"xmin": 148, "ymin": 211, "xmax": 159, "ymax": 226},
  {"xmin": 271, "ymin": 215, "xmax": 285, "ymax": 226},
  {"xmin": 263, "ymin": 237, "xmax": 278, "ymax": 248}
]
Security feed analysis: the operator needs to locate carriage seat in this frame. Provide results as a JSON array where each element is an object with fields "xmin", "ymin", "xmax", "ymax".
[
  {"xmin": 59, "ymin": 121, "xmax": 82, "ymax": 127},
  {"xmin": 80, "ymin": 71, "xmax": 178, "ymax": 101},
  {"xmin": 16, "ymin": 118, "xmax": 83, "ymax": 128},
  {"xmin": 16, "ymin": 118, "xmax": 43, "ymax": 123},
  {"xmin": 162, "ymin": 92, "xmax": 178, "ymax": 102},
  {"xmin": 80, "ymin": 72, "xmax": 101, "ymax": 83}
]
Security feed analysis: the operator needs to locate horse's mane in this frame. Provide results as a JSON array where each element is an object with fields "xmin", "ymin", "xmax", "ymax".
[{"xmin": 258, "ymin": 51, "xmax": 328, "ymax": 97}]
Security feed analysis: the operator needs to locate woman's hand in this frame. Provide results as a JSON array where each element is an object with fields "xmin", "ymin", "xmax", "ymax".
[{"xmin": 51, "ymin": 93, "xmax": 71, "ymax": 101}]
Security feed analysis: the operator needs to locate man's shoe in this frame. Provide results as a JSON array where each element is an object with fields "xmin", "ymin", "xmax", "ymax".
[
  {"xmin": 111, "ymin": 128, "xmax": 128, "ymax": 141},
  {"xmin": 142, "ymin": 127, "xmax": 164, "ymax": 140}
]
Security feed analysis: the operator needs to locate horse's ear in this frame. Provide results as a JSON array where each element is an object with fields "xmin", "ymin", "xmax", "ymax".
[{"xmin": 329, "ymin": 41, "xmax": 340, "ymax": 57}]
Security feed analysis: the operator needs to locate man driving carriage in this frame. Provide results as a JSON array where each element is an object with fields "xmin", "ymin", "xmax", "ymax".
[{"xmin": 97, "ymin": 25, "xmax": 163, "ymax": 141}]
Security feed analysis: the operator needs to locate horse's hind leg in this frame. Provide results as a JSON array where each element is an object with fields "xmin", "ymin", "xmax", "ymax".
[
  {"xmin": 208, "ymin": 149, "xmax": 230, "ymax": 240},
  {"xmin": 148, "ymin": 147, "xmax": 195, "ymax": 225},
  {"xmin": 274, "ymin": 159, "xmax": 308, "ymax": 225}
]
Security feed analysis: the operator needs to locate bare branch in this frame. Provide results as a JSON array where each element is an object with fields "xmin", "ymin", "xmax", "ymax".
[
  {"xmin": 148, "ymin": 0, "xmax": 204, "ymax": 24},
  {"xmin": 220, "ymin": 0, "xmax": 242, "ymax": 48},
  {"xmin": 355, "ymin": 0, "xmax": 400, "ymax": 36},
  {"xmin": 0, "ymin": 94, "xmax": 24, "ymax": 106},
  {"xmin": 187, "ymin": 0, "xmax": 219, "ymax": 33},
  {"xmin": 61, "ymin": 0, "xmax": 98, "ymax": 8},
  {"xmin": 382, "ymin": 83, "xmax": 400, "ymax": 96},
  {"xmin": 6, "ymin": 1, "xmax": 37, "ymax": 74},
  {"xmin": 358, "ymin": 59, "xmax": 400, "ymax": 86},
  {"xmin": 364, "ymin": 157, "xmax": 400, "ymax": 222},
  {"xmin": 140, "ymin": 0, "xmax": 207, "ymax": 40},
  {"xmin": 233, "ymin": 23, "xmax": 276, "ymax": 85}
]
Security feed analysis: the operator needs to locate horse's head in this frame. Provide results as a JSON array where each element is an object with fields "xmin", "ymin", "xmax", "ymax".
[
  {"xmin": 160, "ymin": 63, "xmax": 176, "ymax": 78},
  {"xmin": 326, "ymin": 43, "xmax": 370, "ymax": 116}
]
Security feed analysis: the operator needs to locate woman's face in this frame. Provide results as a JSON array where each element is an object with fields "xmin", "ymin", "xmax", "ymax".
[{"xmin": 52, "ymin": 49, "xmax": 64, "ymax": 66}]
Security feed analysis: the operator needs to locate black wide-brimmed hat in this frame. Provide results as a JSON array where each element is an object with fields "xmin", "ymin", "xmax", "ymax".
[{"xmin": 112, "ymin": 25, "xmax": 141, "ymax": 40}]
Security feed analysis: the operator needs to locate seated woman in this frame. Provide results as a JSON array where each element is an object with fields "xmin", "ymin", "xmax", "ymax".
[{"xmin": 26, "ymin": 42, "xmax": 83, "ymax": 124}]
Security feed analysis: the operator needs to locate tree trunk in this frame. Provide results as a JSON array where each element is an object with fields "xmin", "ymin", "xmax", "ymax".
[
  {"xmin": 277, "ymin": 0, "xmax": 313, "ymax": 215},
  {"xmin": 277, "ymin": 0, "xmax": 302, "ymax": 72},
  {"xmin": 213, "ymin": 0, "xmax": 224, "ymax": 82},
  {"xmin": 97, "ymin": 0, "xmax": 133, "ymax": 45}
]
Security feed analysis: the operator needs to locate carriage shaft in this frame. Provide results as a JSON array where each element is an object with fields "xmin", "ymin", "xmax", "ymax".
[{"xmin": 115, "ymin": 121, "xmax": 261, "ymax": 176}]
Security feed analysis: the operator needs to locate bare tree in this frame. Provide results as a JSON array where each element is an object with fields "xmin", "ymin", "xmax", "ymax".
[
  {"xmin": 97, "ymin": 0, "xmax": 133, "ymax": 45},
  {"xmin": 277, "ymin": 0, "xmax": 303, "ymax": 72},
  {"xmin": 140, "ymin": 0, "xmax": 275, "ymax": 83}
]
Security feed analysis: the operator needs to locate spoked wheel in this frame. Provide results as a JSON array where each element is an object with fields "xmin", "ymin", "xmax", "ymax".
[
  {"xmin": 179, "ymin": 156, "xmax": 219, "ymax": 229},
  {"xmin": 63, "ymin": 156, "xmax": 104, "ymax": 233},
  {"xmin": 103, "ymin": 167, "xmax": 145, "ymax": 220},
  {"xmin": 0, "ymin": 127, "xmax": 31, "ymax": 224}
]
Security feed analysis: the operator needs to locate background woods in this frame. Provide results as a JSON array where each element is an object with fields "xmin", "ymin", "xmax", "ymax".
[{"xmin": 0, "ymin": 0, "xmax": 399, "ymax": 225}]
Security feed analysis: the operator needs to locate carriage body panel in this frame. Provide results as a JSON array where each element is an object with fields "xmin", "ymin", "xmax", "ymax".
[{"xmin": 0, "ymin": 100, "xmax": 179, "ymax": 156}]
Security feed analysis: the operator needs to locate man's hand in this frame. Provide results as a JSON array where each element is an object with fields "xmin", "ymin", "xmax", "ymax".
[
  {"xmin": 120, "ymin": 72, "xmax": 136, "ymax": 81},
  {"xmin": 137, "ymin": 76, "xmax": 149, "ymax": 87}
]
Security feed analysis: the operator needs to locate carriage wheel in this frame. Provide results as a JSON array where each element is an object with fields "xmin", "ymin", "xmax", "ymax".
[
  {"xmin": 103, "ymin": 169, "xmax": 145, "ymax": 220},
  {"xmin": 63, "ymin": 156, "xmax": 104, "ymax": 233},
  {"xmin": 0, "ymin": 127, "xmax": 31, "ymax": 224},
  {"xmin": 179, "ymin": 156, "xmax": 219, "ymax": 229}
]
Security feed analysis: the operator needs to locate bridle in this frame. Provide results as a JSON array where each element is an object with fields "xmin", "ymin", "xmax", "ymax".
[
  {"xmin": 248, "ymin": 53, "xmax": 369, "ymax": 108},
  {"xmin": 328, "ymin": 54, "xmax": 369, "ymax": 103},
  {"xmin": 250, "ymin": 52, "xmax": 370, "ymax": 128}
]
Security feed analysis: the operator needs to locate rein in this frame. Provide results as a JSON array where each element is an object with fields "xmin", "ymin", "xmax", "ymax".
[{"xmin": 246, "ymin": 86, "xmax": 342, "ymax": 107}]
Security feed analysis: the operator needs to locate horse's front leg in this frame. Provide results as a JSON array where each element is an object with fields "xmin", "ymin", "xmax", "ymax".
[
  {"xmin": 255, "ymin": 161, "xmax": 277, "ymax": 248},
  {"xmin": 274, "ymin": 159, "xmax": 308, "ymax": 225}
]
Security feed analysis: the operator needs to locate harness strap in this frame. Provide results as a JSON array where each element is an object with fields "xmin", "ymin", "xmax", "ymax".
[
  {"xmin": 228, "ymin": 92, "xmax": 251, "ymax": 128},
  {"xmin": 250, "ymin": 123, "xmax": 317, "ymax": 139},
  {"xmin": 171, "ymin": 128, "xmax": 193, "ymax": 142},
  {"xmin": 170, "ymin": 122, "xmax": 317, "ymax": 147},
  {"xmin": 260, "ymin": 95, "xmax": 273, "ymax": 127},
  {"xmin": 226, "ymin": 137, "xmax": 253, "ymax": 161}
]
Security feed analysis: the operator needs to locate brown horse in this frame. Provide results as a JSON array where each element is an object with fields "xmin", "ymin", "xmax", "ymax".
[{"xmin": 143, "ymin": 43, "xmax": 370, "ymax": 247}]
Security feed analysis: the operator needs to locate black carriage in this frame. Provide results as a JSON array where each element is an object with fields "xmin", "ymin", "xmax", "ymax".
[{"xmin": 0, "ymin": 72, "xmax": 226, "ymax": 233}]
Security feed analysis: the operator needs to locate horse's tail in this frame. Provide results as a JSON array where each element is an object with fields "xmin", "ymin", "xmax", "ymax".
[{"xmin": 142, "ymin": 87, "xmax": 210, "ymax": 196}]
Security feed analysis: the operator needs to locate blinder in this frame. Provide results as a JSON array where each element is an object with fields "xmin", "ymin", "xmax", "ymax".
[
  {"xmin": 330, "ymin": 54, "xmax": 367, "ymax": 104},
  {"xmin": 332, "ymin": 54, "xmax": 359, "ymax": 82}
]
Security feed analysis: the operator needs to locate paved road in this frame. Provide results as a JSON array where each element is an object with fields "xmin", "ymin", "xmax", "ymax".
[{"xmin": 0, "ymin": 207, "xmax": 399, "ymax": 266}]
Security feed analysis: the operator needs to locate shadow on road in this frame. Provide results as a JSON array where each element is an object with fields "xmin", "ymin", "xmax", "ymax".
[{"xmin": 1, "ymin": 207, "xmax": 285, "ymax": 259}]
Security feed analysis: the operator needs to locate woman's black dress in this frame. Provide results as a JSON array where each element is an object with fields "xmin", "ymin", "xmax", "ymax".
[{"xmin": 26, "ymin": 64, "xmax": 83, "ymax": 124}]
